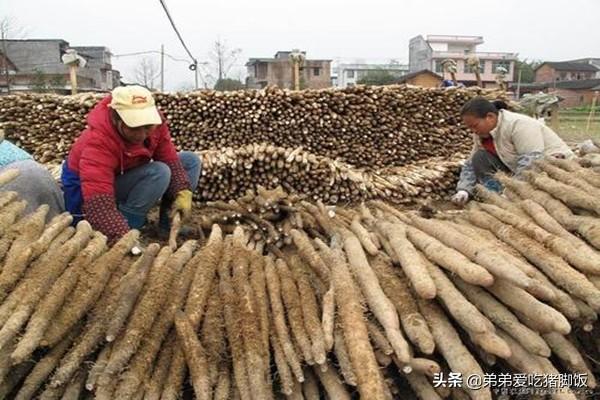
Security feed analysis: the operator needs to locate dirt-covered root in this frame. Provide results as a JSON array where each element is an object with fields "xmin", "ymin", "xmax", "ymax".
[
  {"xmin": 453, "ymin": 278, "xmax": 551, "ymax": 357},
  {"xmin": 14, "ymin": 324, "xmax": 81, "ymax": 400},
  {"xmin": 105, "ymin": 243, "xmax": 161, "ymax": 342},
  {"xmin": 319, "ymin": 238, "xmax": 387, "ymax": 399},
  {"xmin": 264, "ymin": 255, "xmax": 304, "ymax": 382},
  {"xmin": 313, "ymin": 362, "xmax": 351, "ymax": 400},
  {"xmin": 173, "ymin": 311, "xmax": 211, "ymax": 400},
  {"xmin": 370, "ymin": 255, "xmax": 435, "ymax": 355},
  {"xmin": 218, "ymin": 237, "xmax": 252, "ymax": 400},
  {"xmin": 11, "ymin": 232, "xmax": 107, "ymax": 364},
  {"xmin": 418, "ymin": 299, "xmax": 492, "ymax": 400},
  {"xmin": 41, "ymin": 229, "xmax": 138, "ymax": 347}
]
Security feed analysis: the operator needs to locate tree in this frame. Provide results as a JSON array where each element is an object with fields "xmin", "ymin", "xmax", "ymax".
[
  {"xmin": 515, "ymin": 59, "xmax": 542, "ymax": 84},
  {"xmin": 0, "ymin": 16, "xmax": 27, "ymax": 93},
  {"xmin": 357, "ymin": 70, "xmax": 399, "ymax": 86},
  {"xmin": 214, "ymin": 78, "xmax": 244, "ymax": 91},
  {"xmin": 177, "ymin": 82, "xmax": 196, "ymax": 92},
  {"xmin": 133, "ymin": 57, "xmax": 160, "ymax": 89},
  {"xmin": 205, "ymin": 39, "xmax": 242, "ymax": 88},
  {"xmin": 30, "ymin": 68, "xmax": 48, "ymax": 93},
  {"xmin": 29, "ymin": 69, "xmax": 64, "ymax": 93}
]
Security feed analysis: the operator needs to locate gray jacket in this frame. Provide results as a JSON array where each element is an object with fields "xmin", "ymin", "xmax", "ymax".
[{"xmin": 457, "ymin": 110, "xmax": 573, "ymax": 193}]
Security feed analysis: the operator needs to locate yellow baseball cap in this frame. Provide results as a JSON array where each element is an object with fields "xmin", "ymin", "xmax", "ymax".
[{"xmin": 109, "ymin": 85, "xmax": 162, "ymax": 128}]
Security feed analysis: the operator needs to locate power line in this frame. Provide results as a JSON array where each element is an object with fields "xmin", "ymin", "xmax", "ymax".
[
  {"xmin": 113, "ymin": 50, "xmax": 190, "ymax": 64},
  {"xmin": 158, "ymin": 0, "xmax": 197, "ymax": 64}
]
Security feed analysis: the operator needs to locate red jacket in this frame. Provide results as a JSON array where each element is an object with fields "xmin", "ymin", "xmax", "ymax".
[{"xmin": 66, "ymin": 96, "xmax": 190, "ymax": 241}]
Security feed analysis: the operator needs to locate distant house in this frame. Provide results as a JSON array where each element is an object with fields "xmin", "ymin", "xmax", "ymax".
[
  {"xmin": 510, "ymin": 79, "xmax": 600, "ymax": 107},
  {"xmin": 548, "ymin": 79, "xmax": 600, "ymax": 107},
  {"xmin": 0, "ymin": 39, "xmax": 120, "ymax": 94},
  {"xmin": 332, "ymin": 61, "xmax": 408, "ymax": 88},
  {"xmin": 246, "ymin": 51, "xmax": 331, "ymax": 90},
  {"xmin": 409, "ymin": 35, "xmax": 517, "ymax": 88},
  {"xmin": 71, "ymin": 46, "xmax": 121, "ymax": 91},
  {"xmin": 396, "ymin": 70, "xmax": 443, "ymax": 88},
  {"xmin": 534, "ymin": 61, "xmax": 598, "ymax": 83},
  {"xmin": 569, "ymin": 58, "xmax": 600, "ymax": 78}
]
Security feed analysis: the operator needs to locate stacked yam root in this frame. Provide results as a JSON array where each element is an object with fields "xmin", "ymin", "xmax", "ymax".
[
  {"xmin": 197, "ymin": 145, "xmax": 463, "ymax": 203},
  {"xmin": 1, "ymin": 158, "xmax": 600, "ymax": 400},
  {"xmin": 45, "ymin": 146, "xmax": 462, "ymax": 205},
  {"xmin": 0, "ymin": 86, "xmax": 507, "ymax": 167}
]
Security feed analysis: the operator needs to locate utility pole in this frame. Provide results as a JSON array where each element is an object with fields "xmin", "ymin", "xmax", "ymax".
[
  {"xmin": 516, "ymin": 65, "xmax": 523, "ymax": 99},
  {"xmin": 62, "ymin": 49, "xmax": 86, "ymax": 95},
  {"xmin": 68, "ymin": 64, "xmax": 78, "ymax": 95},
  {"xmin": 1, "ymin": 32, "xmax": 10, "ymax": 94},
  {"xmin": 290, "ymin": 49, "xmax": 305, "ymax": 91},
  {"xmin": 160, "ymin": 44, "xmax": 165, "ymax": 92},
  {"xmin": 587, "ymin": 91, "xmax": 598, "ymax": 134}
]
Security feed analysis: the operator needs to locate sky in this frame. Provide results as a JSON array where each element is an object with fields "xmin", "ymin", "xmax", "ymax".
[{"xmin": 2, "ymin": 0, "xmax": 599, "ymax": 91}]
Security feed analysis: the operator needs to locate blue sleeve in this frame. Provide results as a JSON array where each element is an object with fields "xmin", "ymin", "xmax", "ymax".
[
  {"xmin": 515, "ymin": 151, "xmax": 543, "ymax": 178},
  {"xmin": 456, "ymin": 159, "xmax": 477, "ymax": 194},
  {"xmin": 0, "ymin": 141, "xmax": 33, "ymax": 167}
]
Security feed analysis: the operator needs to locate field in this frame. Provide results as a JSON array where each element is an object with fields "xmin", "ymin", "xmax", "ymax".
[{"xmin": 550, "ymin": 108, "xmax": 600, "ymax": 143}]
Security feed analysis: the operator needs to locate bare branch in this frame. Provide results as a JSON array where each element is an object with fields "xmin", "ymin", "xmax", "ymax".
[
  {"xmin": 206, "ymin": 38, "xmax": 242, "ymax": 88},
  {"xmin": 133, "ymin": 57, "xmax": 160, "ymax": 89}
]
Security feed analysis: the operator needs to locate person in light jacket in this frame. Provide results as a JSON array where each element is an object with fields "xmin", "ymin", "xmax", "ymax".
[{"xmin": 452, "ymin": 97, "xmax": 573, "ymax": 205}]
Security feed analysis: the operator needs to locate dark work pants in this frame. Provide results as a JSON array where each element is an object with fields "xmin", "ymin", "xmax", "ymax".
[
  {"xmin": 115, "ymin": 151, "xmax": 201, "ymax": 229},
  {"xmin": 472, "ymin": 149, "xmax": 510, "ymax": 191}
]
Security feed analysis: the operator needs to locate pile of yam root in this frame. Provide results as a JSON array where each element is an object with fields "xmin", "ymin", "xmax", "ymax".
[
  {"xmin": 1, "ymin": 155, "xmax": 600, "ymax": 400},
  {"xmin": 0, "ymin": 85, "xmax": 509, "ymax": 204},
  {"xmin": 0, "ymin": 85, "xmax": 502, "ymax": 168},
  {"xmin": 196, "ymin": 145, "xmax": 463, "ymax": 204}
]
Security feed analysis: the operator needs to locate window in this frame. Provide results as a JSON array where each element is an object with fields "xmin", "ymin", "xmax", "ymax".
[
  {"xmin": 492, "ymin": 61, "xmax": 510, "ymax": 73},
  {"xmin": 313, "ymin": 67, "xmax": 321, "ymax": 76},
  {"xmin": 463, "ymin": 60, "xmax": 485, "ymax": 73},
  {"xmin": 256, "ymin": 63, "xmax": 268, "ymax": 80},
  {"xmin": 434, "ymin": 60, "xmax": 444, "ymax": 73},
  {"xmin": 347, "ymin": 70, "xmax": 355, "ymax": 78}
]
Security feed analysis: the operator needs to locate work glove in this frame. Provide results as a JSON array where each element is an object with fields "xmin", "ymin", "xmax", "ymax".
[
  {"xmin": 173, "ymin": 189, "xmax": 193, "ymax": 219},
  {"xmin": 451, "ymin": 190, "xmax": 470, "ymax": 206},
  {"xmin": 131, "ymin": 242, "xmax": 145, "ymax": 256}
]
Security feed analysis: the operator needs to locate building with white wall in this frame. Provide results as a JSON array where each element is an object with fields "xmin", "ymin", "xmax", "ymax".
[
  {"xmin": 409, "ymin": 35, "xmax": 517, "ymax": 87},
  {"xmin": 331, "ymin": 61, "xmax": 408, "ymax": 88}
]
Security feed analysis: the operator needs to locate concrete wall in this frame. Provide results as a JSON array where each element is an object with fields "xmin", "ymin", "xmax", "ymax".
[
  {"xmin": 1, "ymin": 40, "xmax": 118, "ymax": 92},
  {"xmin": 409, "ymin": 36, "xmax": 432, "ymax": 73},
  {"xmin": 535, "ymin": 65, "xmax": 555, "ymax": 82},
  {"xmin": 406, "ymin": 73, "xmax": 442, "ymax": 88},
  {"xmin": 302, "ymin": 60, "xmax": 331, "ymax": 89},
  {"xmin": 549, "ymin": 88, "xmax": 598, "ymax": 107},
  {"xmin": 247, "ymin": 59, "xmax": 331, "ymax": 89},
  {"xmin": 535, "ymin": 65, "xmax": 597, "ymax": 83},
  {"xmin": 410, "ymin": 35, "xmax": 515, "ymax": 85},
  {"xmin": 2, "ymin": 40, "xmax": 68, "ymax": 75},
  {"xmin": 334, "ymin": 63, "xmax": 408, "ymax": 88},
  {"xmin": 72, "ymin": 46, "xmax": 118, "ymax": 90}
]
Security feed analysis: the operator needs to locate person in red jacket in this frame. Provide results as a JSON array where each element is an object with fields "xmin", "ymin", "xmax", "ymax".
[{"xmin": 61, "ymin": 85, "xmax": 201, "ymax": 243}]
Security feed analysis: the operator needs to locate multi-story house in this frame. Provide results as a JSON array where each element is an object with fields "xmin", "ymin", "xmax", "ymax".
[
  {"xmin": 0, "ymin": 39, "xmax": 120, "ymax": 94},
  {"xmin": 246, "ymin": 51, "xmax": 331, "ymax": 90},
  {"xmin": 534, "ymin": 61, "xmax": 599, "ymax": 83},
  {"xmin": 569, "ymin": 58, "xmax": 600, "ymax": 78},
  {"xmin": 409, "ymin": 35, "xmax": 517, "ymax": 87},
  {"xmin": 331, "ymin": 61, "xmax": 408, "ymax": 88}
]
